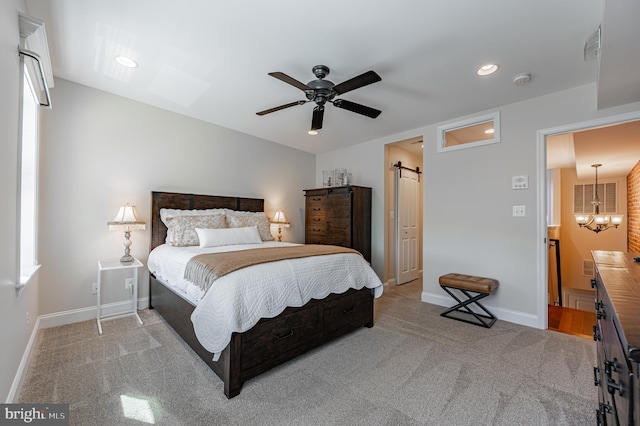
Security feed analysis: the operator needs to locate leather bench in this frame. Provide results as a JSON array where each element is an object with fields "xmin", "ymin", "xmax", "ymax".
[{"xmin": 439, "ymin": 273, "xmax": 499, "ymax": 328}]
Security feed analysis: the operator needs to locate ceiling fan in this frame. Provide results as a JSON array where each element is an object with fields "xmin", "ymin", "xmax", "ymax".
[{"xmin": 256, "ymin": 65, "xmax": 382, "ymax": 134}]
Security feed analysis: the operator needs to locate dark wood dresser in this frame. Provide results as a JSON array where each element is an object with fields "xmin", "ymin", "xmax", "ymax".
[
  {"xmin": 592, "ymin": 250, "xmax": 640, "ymax": 425},
  {"xmin": 304, "ymin": 185, "xmax": 372, "ymax": 263}
]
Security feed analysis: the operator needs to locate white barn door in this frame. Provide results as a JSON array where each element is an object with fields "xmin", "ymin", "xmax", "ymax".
[{"xmin": 396, "ymin": 167, "xmax": 420, "ymax": 284}]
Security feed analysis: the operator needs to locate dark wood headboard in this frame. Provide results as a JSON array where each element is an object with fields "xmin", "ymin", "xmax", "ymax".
[{"xmin": 150, "ymin": 191, "xmax": 265, "ymax": 251}]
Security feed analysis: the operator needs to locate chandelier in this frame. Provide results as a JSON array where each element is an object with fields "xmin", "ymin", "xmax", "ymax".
[{"xmin": 574, "ymin": 164, "xmax": 623, "ymax": 233}]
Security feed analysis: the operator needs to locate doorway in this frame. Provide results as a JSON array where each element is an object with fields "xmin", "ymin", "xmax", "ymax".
[
  {"xmin": 384, "ymin": 137, "xmax": 423, "ymax": 286},
  {"xmin": 537, "ymin": 110, "xmax": 640, "ymax": 332}
]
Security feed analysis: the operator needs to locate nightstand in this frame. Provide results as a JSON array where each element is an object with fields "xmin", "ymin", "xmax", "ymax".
[{"xmin": 96, "ymin": 258, "xmax": 143, "ymax": 334}]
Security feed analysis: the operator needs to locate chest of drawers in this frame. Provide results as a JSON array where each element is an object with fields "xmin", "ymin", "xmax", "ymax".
[
  {"xmin": 304, "ymin": 185, "xmax": 372, "ymax": 262},
  {"xmin": 592, "ymin": 250, "xmax": 640, "ymax": 425}
]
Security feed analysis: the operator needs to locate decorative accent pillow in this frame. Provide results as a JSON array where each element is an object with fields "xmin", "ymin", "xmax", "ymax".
[
  {"xmin": 160, "ymin": 208, "xmax": 226, "ymax": 243},
  {"xmin": 165, "ymin": 214, "xmax": 226, "ymax": 246},
  {"xmin": 225, "ymin": 212, "xmax": 274, "ymax": 241},
  {"xmin": 195, "ymin": 226, "xmax": 262, "ymax": 248}
]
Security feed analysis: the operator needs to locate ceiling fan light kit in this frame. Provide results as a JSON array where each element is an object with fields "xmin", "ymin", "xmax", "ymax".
[{"xmin": 257, "ymin": 65, "xmax": 382, "ymax": 134}]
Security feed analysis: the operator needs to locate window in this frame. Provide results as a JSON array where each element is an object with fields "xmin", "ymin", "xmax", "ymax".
[
  {"xmin": 18, "ymin": 68, "xmax": 40, "ymax": 287},
  {"xmin": 573, "ymin": 182, "xmax": 618, "ymax": 214},
  {"xmin": 17, "ymin": 12, "xmax": 52, "ymax": 289},
  {"xmin": 437, "ymin": 112, "xmax": 501, "ymax": 153}
]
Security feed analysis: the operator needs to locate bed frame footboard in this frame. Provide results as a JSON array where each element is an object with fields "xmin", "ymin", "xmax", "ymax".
[{"xmin": 150, "ymin": 273, "xmax": 373, "ymax": 398}]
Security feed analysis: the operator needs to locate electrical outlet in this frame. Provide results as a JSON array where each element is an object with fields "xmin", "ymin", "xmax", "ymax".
[
  {"xmin": 125, "ymin": 278, "xmax": 134, "ymax": 290},
  {"xmin": 512, "ymin": 205, "xmax": 526, "ymax": 217},
  {"xmin": 92, "ymin": 283, "xmax": 98, "ymax": 294}
]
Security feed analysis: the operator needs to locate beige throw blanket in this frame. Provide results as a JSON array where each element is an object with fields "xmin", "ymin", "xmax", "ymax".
[{"xmin": 184, "ymin": 244, "xmax": 361, "ymax": 293}]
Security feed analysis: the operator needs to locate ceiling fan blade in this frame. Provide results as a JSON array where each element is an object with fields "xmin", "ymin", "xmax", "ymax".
[
  {"xmin": 332, "ymin": 70, "xmax": 381, "ymax": 95},
  {"xmin": 333, "ymin": 99, "xmax": 381, "ymax": 119},
  {"xmin": 256, "ymin": 100, "xmax": 306, "ymax": 116},
  {"xmin": 268, "ymin": 72, "xmax": 312, "ymax": 91},
  {"xmin": 311, "ymin": 106, "xmax": 324, "ymax": 130}
]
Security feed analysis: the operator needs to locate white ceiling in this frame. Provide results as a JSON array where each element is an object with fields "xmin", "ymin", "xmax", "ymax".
[{"xmin": 25, "ymin": 0, "xmax": 640, "ymax": 156}]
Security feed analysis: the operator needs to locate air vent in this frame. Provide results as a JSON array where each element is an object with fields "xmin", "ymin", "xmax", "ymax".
[{"xmin": 582, "ymin": 259, "xmax": 594, "ymax": 277}]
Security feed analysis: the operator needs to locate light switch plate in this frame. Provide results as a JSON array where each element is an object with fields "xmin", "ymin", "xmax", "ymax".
[{"xmin": 512, "ymin": 175, "xmax": 529, "ymax": 189}]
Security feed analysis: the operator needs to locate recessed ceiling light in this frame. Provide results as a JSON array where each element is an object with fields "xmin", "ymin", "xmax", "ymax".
[
  {"xmin": 476, "ymin": 63, "xmax": 499, "ymax": 76},
  {"xmin": 308, "ymin": 130, "xmax": 318, "ymax": 135},
  {"xmin": 115, "ymin": 56, "xmax": 138, "ymax": 68}
]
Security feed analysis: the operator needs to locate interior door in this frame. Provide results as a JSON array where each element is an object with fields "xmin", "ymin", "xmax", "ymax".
[{"xmin": 396, "ymin": 168, "xmax": 420, "ymax": 284}]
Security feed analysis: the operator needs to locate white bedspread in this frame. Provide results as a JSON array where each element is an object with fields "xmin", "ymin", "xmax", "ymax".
[{"xmin": 148, "ymin": 242, "xmax": 383, "ymax": 360}]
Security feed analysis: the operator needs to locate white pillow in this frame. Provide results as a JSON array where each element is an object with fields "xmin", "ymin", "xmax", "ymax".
[
  {"xmin": 160, "ymin": 208, "xmax": 226, "ymax": 243},
  {"xmin": 196, "ymin": 226, "xmax": 263, "ymax": 248}
]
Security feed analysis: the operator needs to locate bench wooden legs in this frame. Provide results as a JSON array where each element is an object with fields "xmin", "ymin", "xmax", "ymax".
[{"xmin": 440, "ymin": 286, "xmax": 497, "ymax": 328}]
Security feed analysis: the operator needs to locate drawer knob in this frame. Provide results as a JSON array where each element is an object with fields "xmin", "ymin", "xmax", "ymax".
[
  {"xmin": 607, "ymin": 378, "xmax": 623, "ymax": 396},
  {"xmin": 343, "ymin": 305, "xmax": 356, "ymax": 314},
  {"xmin": 274, "ymin": 329, "xmax": 294, "ymax": 340}
]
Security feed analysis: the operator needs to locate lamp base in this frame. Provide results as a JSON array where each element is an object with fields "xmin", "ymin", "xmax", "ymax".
[{"xmin": 120, "ymin": 254, "xmax": 135, "ymax": 264}]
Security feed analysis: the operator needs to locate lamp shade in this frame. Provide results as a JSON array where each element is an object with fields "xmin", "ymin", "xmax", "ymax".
[
  {"xmin": 611, "ymin": 215, "xmax": 624, "ymax": 225},
  {"xmin": 108, "ymin": 204, "xmax": 146, "ymax": 230},
  {"xmin": 574, "ymin": 214, "xmax": 591, "ymax": 225},
  {"xmin": 271, "ymin": 210, "xmax": 290, "ymax": 226}
]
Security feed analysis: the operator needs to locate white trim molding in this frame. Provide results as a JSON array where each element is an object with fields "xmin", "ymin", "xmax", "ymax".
[
  {"xmin": 38, "ymin": 297, "xmax": 150, "ymax": 329},
  {"xmin": 421, "ymin": 291, "xmax": 539, "ymax": 328}
]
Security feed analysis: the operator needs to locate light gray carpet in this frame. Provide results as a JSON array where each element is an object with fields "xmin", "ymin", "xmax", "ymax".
[{"xmin": 19, "ymin": 281, "xmax": 597, "ymax": 425}]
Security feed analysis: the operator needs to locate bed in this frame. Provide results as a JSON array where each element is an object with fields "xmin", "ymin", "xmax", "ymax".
[{"xmin": 148, "ymin": 191, "xmax": 382, "ymax": 398}]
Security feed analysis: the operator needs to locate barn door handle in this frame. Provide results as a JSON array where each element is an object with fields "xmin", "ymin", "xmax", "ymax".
[{"xmin": 274, "ymin": 329, "xmax": 294, "ymax": 340}]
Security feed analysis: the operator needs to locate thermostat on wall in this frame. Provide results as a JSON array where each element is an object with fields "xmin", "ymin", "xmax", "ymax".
[{"xmin": 512, "ymin": 175, "xmax": 529, "ymax": 189}]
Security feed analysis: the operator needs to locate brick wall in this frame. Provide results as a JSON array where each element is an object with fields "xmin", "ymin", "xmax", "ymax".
[{"xmin": 628, "ymin": 160, "xmax": 640, "ymax": 253}]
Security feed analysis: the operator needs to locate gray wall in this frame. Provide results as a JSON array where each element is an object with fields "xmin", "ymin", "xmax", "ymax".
[
  {"xmin": 317, "ymin": 83, "xmax": 640, "ymax": 327},
  {"xmin": 37, "ymin": 78, "xmax": 316, "ymax": 316},
  {"xmin": 1, "ymin": 0, "xmax": 41, "ymax": 402}
]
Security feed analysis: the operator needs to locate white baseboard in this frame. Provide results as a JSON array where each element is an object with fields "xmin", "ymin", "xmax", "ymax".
[
  {"xmin": 8, "ymin": 297, "xmax": 149, "ymax": 402},
  {"xmin": 5, "ymin": 316, "xmax": 41, "ymax": 403},
  {"xmin": 38, "ymin": 297, "xmax": 149, "ymax": 329},
  {"xmin": 421, "ymin": 291, "xmax": 540, "ymax": 329}
]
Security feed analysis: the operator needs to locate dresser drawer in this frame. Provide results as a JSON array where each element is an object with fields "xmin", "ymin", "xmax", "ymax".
[
  {"xmin": 323, "ymin": 290, "xmax": 372, "ymax": 336},
  {"xmin": 241, "ymin": 306, "xmax": 320, "ymax": 370},
  {"xmin": 307, "ymin": 202, "xmax": 326, "ymax": 215},
  {"xmin": 602, "ymin": 324, "xmax": 632, "ymax": 426},
  {"xmin": 306, "ymin": 193, "xmax": 327, "ymax": 205},
  {"xmin": 307, "ymin": 213, "xmax": 325, "ymax": 223}
]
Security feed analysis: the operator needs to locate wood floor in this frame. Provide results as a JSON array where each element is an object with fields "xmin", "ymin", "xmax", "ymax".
[{"xmin": 548, "ymin": 305, "xmax": 596, "ymax": 339}]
